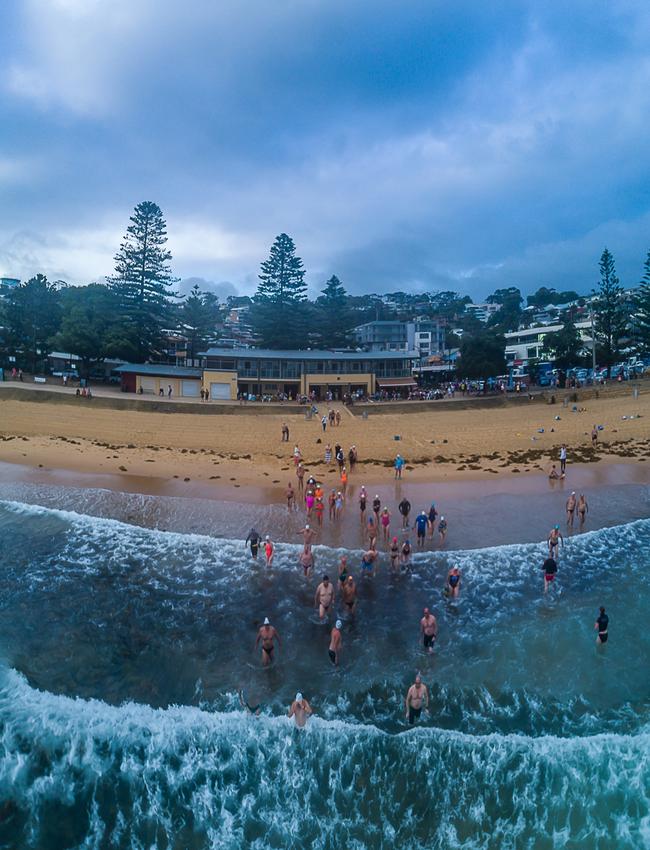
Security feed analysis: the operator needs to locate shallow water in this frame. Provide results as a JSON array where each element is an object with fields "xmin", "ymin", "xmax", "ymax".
[{"xmin": 0, "ymin": 497, "xmax": 649, "ymax": 848}]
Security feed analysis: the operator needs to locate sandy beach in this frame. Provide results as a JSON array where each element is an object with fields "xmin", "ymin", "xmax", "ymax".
[{"xmin": 0, "ymin": 385, "xmax": 648, "ymax": 495}]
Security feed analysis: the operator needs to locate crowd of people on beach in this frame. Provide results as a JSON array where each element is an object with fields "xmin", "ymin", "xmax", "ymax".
[{"xmin": 239, "ymin": 413, "xmax": 608, "ymax": 728}]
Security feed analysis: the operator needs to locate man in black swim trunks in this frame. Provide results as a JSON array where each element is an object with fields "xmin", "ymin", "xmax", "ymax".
[
  {"xmin": 405, "ymin": 673, "xmax": 429, "ymax": 724},
  {"xmin": 238, "ymin": 689, "xmax": 262, "ymax": 716},
  {"xmin": 543, "ymin": 556, "xmax": 557, "ymax": 593},
  {"xmin": 420, "ymin": 608, "xmax": 438, "ymax": 654},
  {"xmin": 329, "ymin": 620, "xmax": 342, "ymax": 666},
  {"xmin": 594, "ymin": 606, "xmax": 609, "ymax": 644},
  {"xmin": 254, "ymin": 617, "xmax": 281, "ymax": 666}
]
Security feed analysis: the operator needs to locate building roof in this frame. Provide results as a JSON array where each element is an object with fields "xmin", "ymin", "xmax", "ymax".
[
  {"xmin": 200, "ymin": 347, "xmax": 418, "ymax": 361},
  {"xmin": 114, "ymin": 363, "xmax": 203, "ymax": 378}
]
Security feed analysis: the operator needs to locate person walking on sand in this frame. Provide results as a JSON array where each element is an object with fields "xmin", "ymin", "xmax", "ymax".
[
  {"xmin": 293, "ymin": 445, "xmax": 302, "ymax": 466},
  {"xmin": 328, "ymin": 489, "xmax": 336, "ymax": 521},
  {"xmin": 595, "ymin": 606, "xmax": 609, "ymax": 644},
  {"xmin": 264, "ymin": 535, "xmax": 274, "ymax": 567},
  {"xmin": 286, "ymin": 482, "xmax": 296, "ymax": 511},
  {"xmin": 405, "ymin": 673, "xmax": 429, "ymax": 725},
  {"xmin": 281, "ymin": 423, "xmax": 290, "ymax": 442},
  {"xmin": 340, "ymin": 467, "xmax": 348, "ymax": 495},
  {"xmin": 296, "ymin": 463, "xmax": 305, "ymax": 495},
  {"xmin": 566, "ymin": 491, "xmax": 577, "ymax": 527},
  {"xmin": 255, "ymin": 617, "xmax": 281, "ymax": 666},
  {"xmin": 288, "ymin": 693, "xmax": 313, "ymax": 727},
  {"xmin": 348, "ymin": 445, "xmax": 357, "ymax": 471},
  {"xmin": 560, "ymin": 444, "xmax": 567, "ymax": 475},
  {"xmin": 542, "ymin": 555, "xmax": 557, "ymax": 592},
  {"xmin": 167, "ymin": 384, "xmax": 172, "ymax": 398},
  {"xmin": 398, "ymin": 497, "xmax": 411, "ymax": 529},
  {"xmin": 335, "ymin": 410, "xmax": 341, "ymax": 427},
  {"xmin": 591, "ymin": 425, "xmax": 598, "ymax": 447},
  {"xmin": 300, "ymin": 545, "xmax": 315, "ymax": 577},
  {"xmin": 321, "ymin": 415, "xmax": 327, "ymax": 432},
  {"xmin": 245, "ymin": 528, "xmax": 261, "ymax": 559},
  {"xmin": 315, "ymin": 575, "xmax": 335, "ymax": 621},
  {"xmin": 446, "ymin": 565, "xmax": 461, "ymax": 598},
  {"xmin": 380, "ymin": 507, "xmax": 391, "ymax": 542},
  {"xmin": 394, "ymin": 454, "xmax": 405, "ymax": 479},
  {"xmin": 324, "ymin": 443, "xmax": 332, "ymax": 465},
  {"xmin": 333, "ymin": 491, "xmax": 344, "ymax": 519},
  {"xmin": 420, "ymin": 608, "xmax": 438, "ymax": 654},
  {"xmin": 341, "ymin": 574, "xmax": 357, "ymax": 615},
  {"xmin": 329, "ymin": 620, "xmax": 343, "ymax": 666},
  {"xmin": 414, "ymin": 511, "xmax": 428, "ymax": 548},
  {"xmin": 578, "ymin": 494, "xmax": 589, "ymax": 528},
  {"xmin": 548, "ymin": 525, "xmax": 563, "ymax": 558}
]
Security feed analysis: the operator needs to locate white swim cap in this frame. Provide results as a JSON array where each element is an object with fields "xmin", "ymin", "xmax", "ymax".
[
  {"xmin": 265, "ymin": 535, "xmax": 270, "ymax": 540},
  {"xmin": 440, "ymin": 515, "xmax": 444, "ymax": 520},
  {"xmin": 336, "ymin": 620, "xmax": 342, "ymax": 629},
  {"xmin": 296, "ymin": 692, "xmax": 303, "ymax": 702},
  {"xmin": 305, "ymin": 524, "xmax": 310, "ymax": 529},
  {"xmin": 263, "ymin": 617, "xmax": 270, "ymax": 625},
  {"xmin": 571, "ymin": 491, "xmax": 576, "ymax": 495}
]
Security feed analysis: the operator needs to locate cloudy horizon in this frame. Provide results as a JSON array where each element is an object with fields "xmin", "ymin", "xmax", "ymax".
[{"xmin": 1, "ymin": 0, "xmax": 650, "ymax": 300}]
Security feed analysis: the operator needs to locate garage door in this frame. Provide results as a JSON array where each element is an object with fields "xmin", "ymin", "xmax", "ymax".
[
  {"xmin": 211, "ymin": 382, "xmax": 230, "ymax": 400},
  {"xmin": 140, "ymin": 377, "xmax": 155, "ymax": 394},
  {"xmin": 181, "ymin": 380, "xmax": 200, "ymax": 398}
]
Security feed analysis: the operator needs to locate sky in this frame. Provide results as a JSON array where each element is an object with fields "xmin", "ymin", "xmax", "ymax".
[{"xmin": 1, "ymin": 0, "xmax": 650, "ymax": 301}]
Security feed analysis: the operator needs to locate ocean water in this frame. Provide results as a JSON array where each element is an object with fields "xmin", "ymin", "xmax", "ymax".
[{"xmin": 0, "ymin": 498, "xmax": 649, "ymax": 849}]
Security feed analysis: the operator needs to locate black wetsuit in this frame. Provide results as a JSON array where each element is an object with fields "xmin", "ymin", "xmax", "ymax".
[
  {"xmin": 597, "ymin": 613, "xmax": 609, "ymax": 643},
  {"xmin": 246, "ymin": 530, "xmax": 261, "ymax": 557},
  {"xmin": 543, "ymin": 557, "xmax": 557, "ymax": 581}
]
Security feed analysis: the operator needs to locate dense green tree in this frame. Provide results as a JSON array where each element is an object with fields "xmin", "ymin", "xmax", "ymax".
[
  {"xmin": 541, "ymin": 319, "xmax": 584, "ymax": 369},
  {"xmin": 1, "ymin": 274, "xmax": 62, "ymax": 372},
  {"xmin": 486, "ymin": 287, "xmax": 523, "ymax": 332},
  {"xmin": 251, "ymin": 233, "xmax": 308, "ymax": 348},
  {"xmin": 635, "ymin": 249, "xmax": 650, "ymax": 354},
  {"xmin": 527, "ymin": 287, "xmax": 582, "ymax": 308},
  {"xmin": 56, "ymin": 284, "xmax": 124, "ymax": 377},
  {"xmin": 592, "ymin": 248, "xmax": 627, "ymax": 375},
  {"xmin": 178, "ymin": 284, "xmax": 222, "ymax": 361},
  {"xmin": 108, "ymin": 201, "xmax": 179, "ymax": 361},
  {"xmin": 456, "ymin": 330, "xmax": 506, "ymax": 378},
  {"xmin": 314, "ymin": 275, "xmax": 354, "ymax": 348},
  {"xmin": 428, "ymin": 291, "xmax": 472, "ymax": 320}
]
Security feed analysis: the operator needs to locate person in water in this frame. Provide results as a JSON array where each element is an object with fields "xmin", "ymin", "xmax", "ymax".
[
  {"xmin": 420, "ymin": 608, "xmax": 438, "ymax": 654},
  {"xmin": 595, "ymin": 606, "xmax": 609, "ymax": 644},
  {"xmin": 414, "ymin": 511, "xmax": 428, "ymax": 547},
  {"xmin": 239, "ymin": 689, "xmax": 262, "ymax": 716},
  {"xmin": 288, "ymin": 693, "xmax": 313, "ymax": 728},
  {"xmin": 548, "ymin": 525, "xmax": 563, "ymax": 558},
  {"xmin": 245, "ymin": 528, "xmax": 261, "ymax": 559},
  {"xmin": 542, "ymin": 556, "xmax": 557, "ymax": 592},
  {"xmin": 389, "ymin": 536, "xmax": 400, "ymax": 571},
  {"xmin": 360, "ymin": 547, "xmax": 378, "ymax": 577},
  {"xmin": 264, "ymin": 535, "xmax": 274, "ymax": 567},
  {"xmin": 405, "ymin": 673, "xmax": 429, "ymax": 724},
  {"xmin": 446, "ymin": 565, "xmax": 461, "ymax": 598},
  {"xmin": 577, "ymin": 494, "xmax": 588, "ymax": 529},
  {"xmin": 254, "ymin": 617, "xmax": 281, "ymax": 667},
  {"xmin": 437, "ymin": 516, "xmax": 447, "ymax": 544},
  {"xmin": 401, "ymin": 539, "xmax": 412, "ymax": 571},
  {"xmin": 341, "ymin": 575, "xmax": 357, "ymax": 615},
  {"xmin": 338, "ymin": 555, "xmax": 349, "ymax": 584},
  {"xmin": 329, "ymin": 620, "xmax": 343, "ymax": 666},
  {"xmin": 300, "ymin": 545, "xmax": 315, "ymax": 577},
  {"xmin": 314, "ymin": 575, "xmax": 335, "ymax": 621},
  {"xmin": 566, "ymin": 492, "xmax": 577, "ymax": 527}
]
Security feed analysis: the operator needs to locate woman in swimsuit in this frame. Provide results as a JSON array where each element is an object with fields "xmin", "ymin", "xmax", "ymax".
[
  {"xmin": 305, "ymin": 489, "xmax": 315, "ymax": 517},
  {"xmin": 264, "ymin": 536, "xmax": 274, "ymax": 567},
  {"xmin": 428, "ymin": 503, "xmax": 437, "ymax": 536},
  {"xmin": 314, "ymin": 498, "xmax": 324, "ymax": 526},
  {"xmin": 359, "ymin": 489, "xmax": 367, "ymax": 523},
  {"xmin": 389, "ymin": 537, "xmax": 400, "ymax": 571},
  {"xmin": 335, "ymin": 491, "xmax": 344, "ymax": 519},
  {"xmin": 447, "ymin": 566, "xmax": 461, "ymax": 598},
  {"xmin": 380, "ymin": 507, "xmax": 391, "ymax": 542},
  {"xmin": 328, "ymin": 490, "xmax": 336, "ymax": 521}
]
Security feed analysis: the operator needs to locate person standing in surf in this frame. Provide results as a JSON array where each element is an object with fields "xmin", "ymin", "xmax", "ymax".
[
  {"xmin": 414, "ymin": 511, "xmax": 428, "ymax": 548},
  {"xmin": 405, "ymin": 673, "xmax": 429, "ymax": 724},
  {"xmin": 288, "ymin": 693, "xmax": 313, "ymax": 728},
  {"xmin": 595, "ymin": 606, "xmax": 609, "ymax": 644},
  {"xmin": 578, "ymin": 494, "xmax": 589, "ymax": 528},
  {"xmin": 264, "ymin": 535, "xmax": 274, "ymax": 567},
  {"xmin": 420, "ymin": 608, "xmax": 438, "ymax": 654},
  {"xmin": 300, "ymin": 545, "xmax": 315, "ymax": 578},
  {"xmin": 446, "ymin": 565, "xmax": 461, "ymax": 598},
  {"xmin": 341, "ymin": 575, "xmax": 357, "ymax": 616},
  {"xmin": 566, "ymin": 492, "xmax": 577, "ymax": 527},
  {"xmin": 329, "ymin": 620, "xmax": 343, "ymax": 666},
  {"xmin": 314, "ymin": 575, "xmax": 335, "ymax": 622},
  {"xmin": 245, "ymin": 528, "xmax": 261, "ymax": 559},
  {"xmin": 548, "ymin": 525, "xmax": 563, "ymax": 558},
  {"xmin": 254, "ymin": 617, "xmax": 281, "ymax": 666},
  {"xmin": 542, "ymin": 556, "xmax": 557, "ymax": 592}
]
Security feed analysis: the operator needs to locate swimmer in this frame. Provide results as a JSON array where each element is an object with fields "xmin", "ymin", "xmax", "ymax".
[
  {"xmin": 338, "ymin": 556, "xmax": 349, "ymax": 584},
  {"xmin": 446, "ymin": 565, "xmax": 461, "ymax": 598},
  {"xmin": 288, "ymin": 693, "xmax": 313, "ymax": 728},
  {"xmin": 360, "ymin": 547, "xmax": 378, "ymax": 577},
  {"xmin": 594, "ymin": 606, "xmax": 609, "ymax": 644},
  {"xmin": 335, "ymin": 491, "xmax": 344, "ymax": 519},
  {"xmin": 314, "ymin": 574, "xmax": 335, "ymax": 621},
  {"xmin": 566, "ymin": 492, "xmax": 577, "ymax": 527},
  {"xmin": 405, "ymin": 673, "xmax": 429, "ymax": 724},
  {"xmin": 389, "ymin": 536, "xmax": 400, "ymax": 571},
  {"xmin": 254, "ymin": 617, "xmax": 281, "ymax": 667},
  {"xmin": 372, "ymin": 494, "xmax": 381, "ymax": 517},
  {"xmin": 401, "ymin": 539, "xmax": 412, "ymax": 571},
  {"xmin": 420, "ymin": 608, "xmax": 438, "ymax": 654},
  {"xmin": 398, "ymin": 496, "xmax": 411, "ymax": 528},
  {"xmin": 359, "ymin": 487, "xmax": 367, "ymax": 521},
  {"xmin": 341, "ymin": 575, "xmax": 357, "ymax": 615},
  {"xmin": 427, "ymin": 503, "xmax": 437, "ymax": 536},
  {"xmin": 542, "ymin": 555, "xmax": 557, "ymax": 592},
  {"xmin": 577, "ymin": 494, "xmax": 588, "ymax": 529},
  {"xmin": 245, "ymin": 527, "xmax": 261, "ymax": 559},
  {"xmin": 366, "ymin": 512, "xmax": 377, "ymax": 548},
  {"xmin": 299, "ymin": 545, "xmax": 315, "ymax": 577},
  {"xmin": 548, "ymin": 525, "xmax": 563, "ymax": 558},
  {"xmin": 314, "ymin": 497, "xmax": 324, "ymax": 526},
  {"xmin": 296, "ymin": 462, "xmax": 305, "ymax": 493},
  {"xmin": 328, "ymin": 489, "xmax": 336, "ymax": 521},
  {"xmin": 300, "ymin": 524, "xmax": 316, "ymax": 548},
  {"xmin": 264, "ymin": 535, "xmax": 274, "ymax": 567},
  {"xmin": 414, "ymin": 511, "xmax": 428, "ymax": 548},
  {"xmin": 286, "ymin": 482, "xmax": 296, "ymax": 511},
  {"xmin": 380, "ymin": 507, "xmax": 391, "ymax": 542},
  {"xmin": 329, "ymin": 620, "xmax": 343, "ymax": 666},
  {"xmin": 437, "ymin": 516, "xmax": 447, "ymax": 544},
  {"xmin": 238, "ymin": 689, "xmax": 262, "ymax": 716}
]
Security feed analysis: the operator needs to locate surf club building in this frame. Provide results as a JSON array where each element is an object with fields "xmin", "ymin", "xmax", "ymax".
[{"xmin": 199, "ymin": 347, "xmax": 418, "ymax": 400}]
